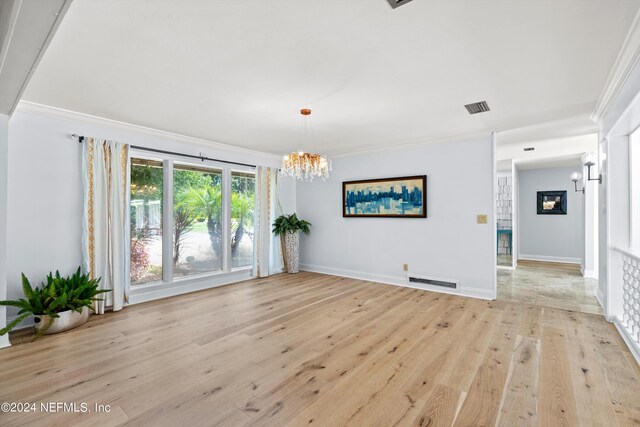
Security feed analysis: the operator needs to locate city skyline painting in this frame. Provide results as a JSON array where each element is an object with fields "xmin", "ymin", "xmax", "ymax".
[{"xmin": 343, "ymin": 175, "xmax": 427, "ymax": 218}]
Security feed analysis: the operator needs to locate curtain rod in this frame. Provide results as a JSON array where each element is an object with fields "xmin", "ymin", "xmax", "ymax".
[{"xmin": 71, "ymin": 134, "xmax": 257, "ymax": 168}]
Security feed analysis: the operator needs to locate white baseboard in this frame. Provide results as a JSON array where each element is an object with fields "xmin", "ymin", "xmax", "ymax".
[
  {"xmin": 0, "ymin": 335, "xmax": 10, "ymax": 349},
  {"xmin": 613, "ymin": 316, "xmax": 640, "ymax": 367},
  {"xmin": 497, "ymin": 265, "xmax": 515, "ymax": 271},
  {"xmin": 300, "ymin": 263, "xmax": 496, "ymax": 301},
  {"xmin": 583, "ymin": 269, "xmax": 597, "ymax": 279},
  {"xmin": 518, "ymin": 254, "xmax": 582, "ymax": 264},
  {"xmin": 595, "ymin": 287, "xmax": 611, "ymax": 320}
]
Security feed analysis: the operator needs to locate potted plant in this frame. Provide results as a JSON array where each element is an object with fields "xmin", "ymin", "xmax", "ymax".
[
  {"xmin": 0, "ymin": 267, "xmax": 108, "ymax": 340},
  {"xmin": 272, "ymin": 213, "xmax": 311, "ymax": 274}
]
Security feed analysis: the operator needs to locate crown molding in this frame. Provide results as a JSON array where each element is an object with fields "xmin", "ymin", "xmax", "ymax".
[
  {"xmin": 591, "ymin": 8, "xmax": 640, "ymax": 124},
  {"xmin": 15, "ymin": 101, "xmax": 281, "ymax": 161}
]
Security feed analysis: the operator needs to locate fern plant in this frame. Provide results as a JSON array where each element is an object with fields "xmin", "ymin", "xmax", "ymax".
[
  {"xmin": 272, "ymin": 213, "xmax": 312, "ymax": 236},
  {"xmin": 0, "ymin": 267, "xmax": 108, "ymax": 339}
]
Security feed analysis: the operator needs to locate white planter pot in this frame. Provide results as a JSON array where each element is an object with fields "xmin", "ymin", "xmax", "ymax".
[
  {"xmin": 34, "ymin": 307, "xmax": 90, "ymax": 335},
  {"xmin": 284, "ymin": 232, "xmax": 300, "ymax": 274}
]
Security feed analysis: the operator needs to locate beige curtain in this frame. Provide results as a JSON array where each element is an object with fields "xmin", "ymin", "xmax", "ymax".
[
  {"xmin": 82, "ymin": 137, "xmax": 130, "ymax": 313},
  {"xmin": 254, "ymin": 167, "xmax": 283, "ymax": 277}
]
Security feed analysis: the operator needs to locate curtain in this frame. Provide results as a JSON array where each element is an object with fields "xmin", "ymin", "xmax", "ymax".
[
  {"xmin": 254, "ymin": 167, "xmax": 283, "ymax": 277},
  {"xmin": 82, "ymin": 137, "xmax": 130, "ymax": 313}
]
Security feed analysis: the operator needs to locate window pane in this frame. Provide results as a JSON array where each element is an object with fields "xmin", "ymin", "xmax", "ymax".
[
  {"xmin": 173, "ymin": 165, "xmax": 223, "ymax": 278},
  {"xmin": 130, "ymin": 159, "xmax": 163, "ymax": 285},
  {"xmin": 231, "ymin": 172, "xmax": 255, "ymax": 268}
]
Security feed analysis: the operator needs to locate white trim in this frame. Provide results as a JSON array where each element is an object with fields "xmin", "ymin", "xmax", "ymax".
[
  {"xmin": 582, "ymin": 269, "xmax": 597, "ymax": 279},
  {"xmin": 613, "ymin": 316, "xmax": 640, "ymax": 367},
  {"xmin": 591, "ymin": 8, "xmax": 640, "ymax": 123},
  {"xmin": 0, "ymin": 335, "xmax": 10, "ymax": 349},
  {"xmin": 611, "ymin": 245, "xmax": 640, "ymax": 260},
  {"xmin": 4, "ymin": 1, "xmax": 73, "ymax": 116},
  {"xmin": 128, "ymin": 268, "xmax": 253, "ymax": 305},
  {"xmin": 518, "ymin": 254, "xmax": 582, "ymax": 264},
  {"xmin": 491, "ymin": 130, "xmax": 498, "ymax": 299},
  {"xmin": 300, "ymin": 263, "xmax": 496, "ymax": 301},
  {"xmin": 222, "ymin": 169, "xmax": 232, "ymax": 272},
  {"xmin": 15, "ymin": 101, "xmax": 281, "ymax": 162},
  {"xmin": 161, "ymin": 159, "xmax": 174, "ymax": 282},
  {"xmin": 596, "ymin": 286, "xmax": 610, "ymax": 320},
  {"xmin": 497, "ymin": 265, "xmax": 515, "ymax": 271}
]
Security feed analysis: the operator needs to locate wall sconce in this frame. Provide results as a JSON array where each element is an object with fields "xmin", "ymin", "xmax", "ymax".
[
  {"xmin": 581, "ymin": 152, "xmax": 602, "ymax": 184},
  {"xmin": 570, "ymin": 171, "xmax": 584, "ymax": 193},
  {"xmin": 570, "ymin": 152, "xmax": 602, "ymax": 193}
]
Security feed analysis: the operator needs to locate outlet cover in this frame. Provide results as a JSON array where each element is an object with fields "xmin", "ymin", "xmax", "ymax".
[
  {"xmin": 403, "ymin": 264, "xmax": 408, "ymax": 271},
  {"xmin": 477, "ymin": 214, "xmax": 488, "ymax": 224}
]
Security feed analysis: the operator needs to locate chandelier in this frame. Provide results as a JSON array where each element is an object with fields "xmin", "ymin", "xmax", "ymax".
[{"xmin": 281, "ymin": 109, "xmax": 331, "ymax": 181}]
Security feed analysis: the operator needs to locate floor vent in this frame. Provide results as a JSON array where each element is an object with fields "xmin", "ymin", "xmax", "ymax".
[
  {"xmin": 408, "ymin": 276, "xmax": 458, "ymax": 289},
  {"xmin": 464, "ymin": 101, "xmax": 490, "ymax": 115}
]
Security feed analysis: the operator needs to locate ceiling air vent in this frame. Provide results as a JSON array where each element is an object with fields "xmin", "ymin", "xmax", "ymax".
[
  {"xmin": 408, "ymin": 276, "xmax": 458, "ymax": 289},
  {"xmin": 464, "ymin": 101, "xmax": 490, "ymax": 115},
  {"xmin": 524, "ymin": 147, "xmax": 535, "ymax": 152},
  {"xmin": 386, "ymin": 0, "xmax": 414, "ymax": 9}
]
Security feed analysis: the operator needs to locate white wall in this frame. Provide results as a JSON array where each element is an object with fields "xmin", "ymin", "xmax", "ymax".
[
  {"xmin": 296, "ymin": 136, "xmax": 496, "ymax": 300},
  {"xmin": 518, "ymin": 166, "xmax": 584, "ymax": 264},
  {"xmin": 0, "ymin": 114, "xmax": 9, "ymax": 347},
  {"xmin": 5, "ymin": 105, "xmax": 294, "ymax": 326},
  {"xmin": 597, "ymin": 136, "xmax": 609, "ymax": 312},
  {"xmin": 513, "ymin": 162, "xmax": 520, "ymax": 266}
]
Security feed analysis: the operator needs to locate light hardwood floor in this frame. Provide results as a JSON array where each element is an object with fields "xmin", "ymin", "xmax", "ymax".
[
  {"xmin": 498, "ymin": 260, "xmax": 602, "ymax": 315},
  {"xmin": 2, "ymin": 272, "xmax": 639, "ymax": 426}
]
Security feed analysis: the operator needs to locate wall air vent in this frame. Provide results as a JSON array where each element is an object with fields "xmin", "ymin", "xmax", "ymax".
[
  {"xmin": 408, "ymin": 276, "xmax": 458, "ymax": 289},
  {"xmin": 386, "ymin": 0, "xmax": 414, "ymax": 9},
  {"xmin": 524, "ymin": 147, "xmax": 535, "ymax": 152},
  {"xmin": 464, "ymin": 101, "xmax": 490, "ymax": 115}
]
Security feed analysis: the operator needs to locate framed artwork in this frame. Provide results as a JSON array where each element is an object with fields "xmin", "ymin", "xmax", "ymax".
[
  {"xmin": 537, "ymin": 190, "xmax": 567, "ymax": 215},
  {"xmin": 343, "ymin": 175, "xmax": 427, "ymax": 218}
]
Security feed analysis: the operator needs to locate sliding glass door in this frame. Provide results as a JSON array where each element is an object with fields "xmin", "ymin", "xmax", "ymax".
[{"xmin": 129, "ymin": 155, "xmax": 255, "ymax": 287}]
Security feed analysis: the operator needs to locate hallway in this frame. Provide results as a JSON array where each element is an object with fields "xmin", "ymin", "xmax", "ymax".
[{"xmin": 498, "ymin": 260, "xmax": 601, "ymax": 315}]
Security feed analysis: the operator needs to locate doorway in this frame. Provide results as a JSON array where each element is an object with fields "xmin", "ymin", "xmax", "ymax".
[{"xmin": 495, "ymin": 134, "xmax": 601, "ymax": 315}]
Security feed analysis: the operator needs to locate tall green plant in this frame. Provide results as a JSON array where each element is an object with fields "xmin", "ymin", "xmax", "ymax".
[
  {"xmin": 272, "ymin": 213, "xmax": 312, "ymax": 236},
  {"xmin": 0, "ymin": 267, "xmax": 108, "ymax": 339}
]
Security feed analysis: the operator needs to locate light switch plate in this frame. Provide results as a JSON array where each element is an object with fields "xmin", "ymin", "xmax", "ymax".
[{"xmin": 477, "ymin": 214, "xmax": 488, "ymax": 224}]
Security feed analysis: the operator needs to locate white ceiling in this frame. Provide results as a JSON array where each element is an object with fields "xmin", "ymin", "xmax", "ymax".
[
  {"xmin": 497, "ymin": 133, "xmax": 597, "ymax": 171},
  {"xmin": 21, "ymin": 0, "xmax": 640, "ymax": 156}
]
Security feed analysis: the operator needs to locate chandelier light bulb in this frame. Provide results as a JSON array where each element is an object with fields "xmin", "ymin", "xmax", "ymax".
[{"xmin": 570, "ymin": 171, "xmax": 582, "ymax": 182}]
